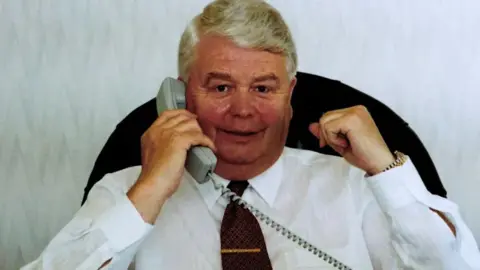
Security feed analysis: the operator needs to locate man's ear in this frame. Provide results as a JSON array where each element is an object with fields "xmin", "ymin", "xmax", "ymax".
[
  {"xmin": 286, "ymin": 77, "xmax": 297, "ymax": 121},
  {"xmin": 288, "ymin": 76, "xmax": 297, "ymax": 95},
  {"xmin": 177, "ymin": 76, "xmax": 188, "ymax": 93}
]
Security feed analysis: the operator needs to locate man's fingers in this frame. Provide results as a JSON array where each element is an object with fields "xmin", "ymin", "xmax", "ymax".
[
  {"xmin": 161, "ymin": 114, "xmax": 196, "ymax": 130},
  {"xmin": 327, "ymin": 129, "xmax": 349, "ymax": 149},
  {"xmin": 174, "ymin": 118, "xmax": 203, "ymax": 133},
  {"xmin": 309, "ymin": 122, "xmax": 328, "ymax": 148},
  {"xmin": 161, "ymin": 109, "xmax": 196, "ymax": 119},
  {"xmin": 308, "ymin": 123, "xmax": 320, "ymax": 138},
  {"xmin": 148, "ymin": 110, "xmax": 216, "ymax": 152},
  {"xmin": 319, "ymin": 112, "xmax": 343, "ymax": 148},
  {"xmin": 153, "ymin": 109, "xmax": 196, "ymax": 127},
  {"xmin": 186, "ymin": 131, "xmax": 217, "ymax": 152},
  {"xmin": 323, "ymin": 118, "xmax": 350, "ymax": 149},
  {"xmin": 170, "ymin": 120, "xmax": 216, "ymax": 152},
  {"xmin": 320, "ymin": 123, "xmax": 330, "ymax": 148},
  {"xmin": 315, "ymin": 113, "xmax": 351, "ymax": 152}
]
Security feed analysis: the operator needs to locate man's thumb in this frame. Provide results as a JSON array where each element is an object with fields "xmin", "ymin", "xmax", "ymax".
[{"xmin": 308, "ymin": 122, "xmax": 321, "ymax": 139}]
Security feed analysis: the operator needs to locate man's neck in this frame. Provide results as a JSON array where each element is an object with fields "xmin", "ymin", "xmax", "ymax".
[{"xmin": 213, "ymin": 149, "xmax": 284, "ymax": 181}]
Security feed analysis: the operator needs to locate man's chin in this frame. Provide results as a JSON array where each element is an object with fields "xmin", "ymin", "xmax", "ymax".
[{"xmin": 215, "ymin": 147, "xmax": 262, "ymax": 165}]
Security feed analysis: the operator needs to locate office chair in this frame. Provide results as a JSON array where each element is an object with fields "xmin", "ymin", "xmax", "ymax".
[{"xmin": 82, "ymin": 72, "xmax": 446, "ymax": 204}]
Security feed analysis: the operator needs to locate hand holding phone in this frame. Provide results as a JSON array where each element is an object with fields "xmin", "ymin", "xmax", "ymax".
[
  {"xmin": 128, "ymin": 108, "xmax": 215, "ymax": 224},
  {"xmin": 136, "ymin": 77, "xmax": 218, "ymax": 198},
  {"xmin": 155, "ymin": 77, "xmax": 218, "ymax": 184},
  {"xmin": 137, "ymin": 109, "xmax": 216, "ymax": 199},
  {"xmin": 128, "ymin": 78, "xmax": 217, "ymax": 224}
]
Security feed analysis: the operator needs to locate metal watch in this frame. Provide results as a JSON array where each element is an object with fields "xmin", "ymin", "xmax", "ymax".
[{"xmin": 381, "ymin": 151, "xmax": 408, "ymax": 173}]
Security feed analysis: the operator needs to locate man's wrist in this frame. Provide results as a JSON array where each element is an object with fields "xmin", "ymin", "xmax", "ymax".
[
  {"xmin": 366, "ymin": 152, "xmax": 396, "ymax": 176},
  {"xmin": 367, "ymin": 151, "xmax": 408, "ymax": 176},
  {"xmin": 127, "ymin": 178, "xmax": 170, "ymax": 225}
]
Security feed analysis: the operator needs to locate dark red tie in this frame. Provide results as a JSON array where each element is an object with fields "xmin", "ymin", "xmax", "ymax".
[{"xmin": 220, "ymin": 181, "xmax": 273, "ymax": 270}]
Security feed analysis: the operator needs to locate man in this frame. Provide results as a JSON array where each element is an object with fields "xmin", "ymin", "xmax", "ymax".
[{"xmin": 23, "ymin": 0, "xmax": 480, "ymax": 269}]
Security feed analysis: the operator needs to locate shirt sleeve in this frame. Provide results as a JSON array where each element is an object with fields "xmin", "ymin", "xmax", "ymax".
[
  {"xmin": 20, "ymin": 167, "xmax": 153, "ymax": 270},
  {"xmin": 361, "ymin": 158, "xmax": 480, "ymax": 270}
]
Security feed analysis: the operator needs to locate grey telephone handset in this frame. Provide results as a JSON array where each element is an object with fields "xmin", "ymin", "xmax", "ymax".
[
  {"xmin": 156, "ymin": 77, "xmax": 217, "ymax": 184},
  {"xmin": 156, "ymin": 77, "xmax": 352, "ymax": 270}
]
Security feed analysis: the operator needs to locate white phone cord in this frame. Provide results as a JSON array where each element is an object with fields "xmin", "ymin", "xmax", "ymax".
[{"xmin": 211, "ymin": 178, "xmax": 353, "ymax": 270}]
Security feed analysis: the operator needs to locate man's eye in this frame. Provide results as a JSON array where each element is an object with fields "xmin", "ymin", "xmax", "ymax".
[
  {"xmin": 255, "ymin": 86, "xmax": 269, "ymax": 93},
  {"xmin": 216, "ymin": 85, "xmax": 229, "ymax": 92}
]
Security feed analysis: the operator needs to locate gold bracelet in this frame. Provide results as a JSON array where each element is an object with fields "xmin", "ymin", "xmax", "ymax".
[{"xmin": 381, "ymin": 151, "xmax": 408, "ymax": 173}]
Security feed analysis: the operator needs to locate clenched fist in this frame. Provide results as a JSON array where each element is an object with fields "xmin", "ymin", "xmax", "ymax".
[{"xmin": 308, "ymin": 105, "xmax": 395, "ymax": 175}]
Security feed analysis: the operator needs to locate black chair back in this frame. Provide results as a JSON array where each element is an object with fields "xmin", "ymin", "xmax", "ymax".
[{"xmin": 82, "ymin": 72, "xmax": 446, "ymax": 204}]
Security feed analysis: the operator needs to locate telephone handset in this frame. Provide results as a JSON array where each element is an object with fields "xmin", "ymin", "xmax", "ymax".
[
  {"xmin": 156, "ymin": 77, "xmax": 352, "ymax": 270},
  {"xmin": 156, "ymin": 77, "xmax": 217, "ymax": 184}
]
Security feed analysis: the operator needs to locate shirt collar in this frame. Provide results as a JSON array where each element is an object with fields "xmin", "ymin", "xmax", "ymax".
[{"xmin": 192, "ymin": 149, "xmax": 285, "ymax": 210}]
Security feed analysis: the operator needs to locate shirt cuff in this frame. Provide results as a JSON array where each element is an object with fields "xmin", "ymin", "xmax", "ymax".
[
  {"xmin": 93, "ymin": 195, "xmax": 153, "ymax": 253},
  {"xmin": 365, "ymin": 158, "xmax": 427, "ymax": 213}
]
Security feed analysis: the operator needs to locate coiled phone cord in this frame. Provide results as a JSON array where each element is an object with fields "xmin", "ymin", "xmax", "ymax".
[{"xmin": 211, "ymin": 178, "xmax": 353, "ymax": 270}]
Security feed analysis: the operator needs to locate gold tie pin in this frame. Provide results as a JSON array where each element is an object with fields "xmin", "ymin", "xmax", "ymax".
[{"xmin": 221, "ymin": 248, "xmax": 261, "ymax": 254}]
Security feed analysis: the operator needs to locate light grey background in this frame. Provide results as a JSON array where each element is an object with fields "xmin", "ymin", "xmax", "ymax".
[{"xmin": 1, "ymin": 0, "xmax": 479, "ymax": 269}]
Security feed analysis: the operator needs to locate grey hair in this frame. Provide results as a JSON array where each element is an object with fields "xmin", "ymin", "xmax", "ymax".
[{"xmin": 178, "ymin": 0, "xmax": 298, "ymax": 81}]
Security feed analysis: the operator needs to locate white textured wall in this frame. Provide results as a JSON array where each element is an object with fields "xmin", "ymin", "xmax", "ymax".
[{"xmin": 1, "ymin": 0, "xmax": 479, "ymax": 269}]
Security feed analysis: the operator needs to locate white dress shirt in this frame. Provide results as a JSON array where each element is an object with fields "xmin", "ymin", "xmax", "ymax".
[{"xmin": 23, "ymin": 147, "xmax": 480, "ymax": 269}]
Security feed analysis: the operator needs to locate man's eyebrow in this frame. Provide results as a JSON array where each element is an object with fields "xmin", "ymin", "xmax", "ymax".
[
  {"xmin": 203, "ymin": 72, "xmax": 280, "ymax": 85},
  {"xmin": 204, "ymin": 72, "xmax": 234, "ymax": 85},
  {"xmin": 252, "ymin": 73, "xmax": 279, "ymax": 84}
]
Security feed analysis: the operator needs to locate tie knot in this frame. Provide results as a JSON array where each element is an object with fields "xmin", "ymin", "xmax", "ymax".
[{"xmin": 227, "ymin": 181, "xmax": 249, "ymax": 197}]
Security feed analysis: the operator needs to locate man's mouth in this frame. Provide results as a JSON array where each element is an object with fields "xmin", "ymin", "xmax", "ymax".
[{"xmin": 219, "ymin": 129, "xmax": 259, "ymax": 136}]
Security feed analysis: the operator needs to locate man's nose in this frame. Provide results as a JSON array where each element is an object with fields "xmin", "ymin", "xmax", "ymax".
[{"xmin": 229, "ymin": 90, "xmax": 255, "ymax": 117}]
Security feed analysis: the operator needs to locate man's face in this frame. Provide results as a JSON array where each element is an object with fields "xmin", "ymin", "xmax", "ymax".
[{"xmin": 185, "ymin": 35, "xmax": 296, "ymax": 173}]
